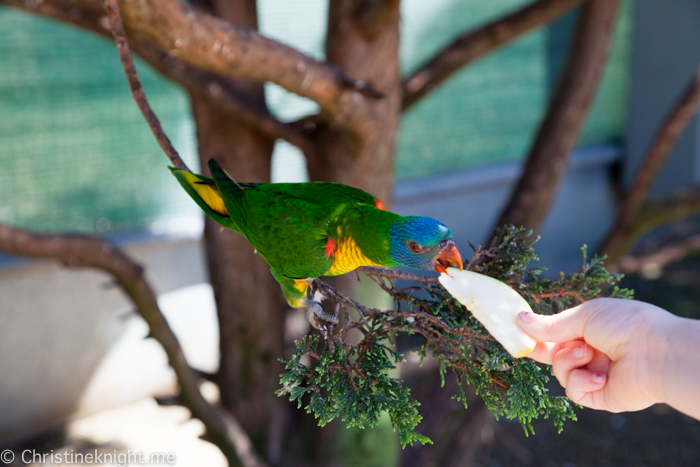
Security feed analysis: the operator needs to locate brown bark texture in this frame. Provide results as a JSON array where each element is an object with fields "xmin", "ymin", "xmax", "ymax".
[
  {"xmin": 193, "ymin": 101, "xmax": 289, "ymax": 460},
  {"xmin": 0, "ymin": 0, "xmax": 313, "ymax": 156},
  {"xmin": 102, "ymin": 0, "xmax": 278, "ymax": 464},
  {"xmin": 115, "ymin": 0, "xmax": 380, "ymax": 135},
  {"xmin": 494, "ymin": 0, "xmax": 619, "ymax": 234},
  {"xmin": 309, "ymin": 0, "xmax": 401, "ymax": 204}
]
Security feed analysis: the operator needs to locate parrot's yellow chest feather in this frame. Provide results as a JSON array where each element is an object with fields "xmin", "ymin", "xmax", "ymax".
[{"xmin": 326, "ymin": 235, "xmax": 381, "ymax": 276}]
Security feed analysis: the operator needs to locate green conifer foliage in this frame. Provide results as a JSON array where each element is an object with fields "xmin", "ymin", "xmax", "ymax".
[{"xmin": 279, "ymin": 226, "xmax": 633, "ymax": 446}]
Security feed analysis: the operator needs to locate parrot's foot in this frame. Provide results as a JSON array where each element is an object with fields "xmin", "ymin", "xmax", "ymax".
[{"xmin": 304, "ymin": 297, "xmax": 339, "ymax": 330}]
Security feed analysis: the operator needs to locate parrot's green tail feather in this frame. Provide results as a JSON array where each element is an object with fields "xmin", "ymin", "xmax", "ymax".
[
  {"xmin": 169, "ymin": 167, "xmax": 239, "ymax": 231},
  {"xmin": 207, "ymin": 159, "xmax": 255, "ymax": 234},
  {"xmin": 208, "ymin": 159, "xmax": 246, "ymax": 199}
]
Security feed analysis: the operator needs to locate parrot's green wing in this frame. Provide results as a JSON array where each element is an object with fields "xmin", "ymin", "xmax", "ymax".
[
  {"xmin": 171, "ymin": 162, "xmax": 384, "ymax": 278},
  {"xmin": 169, "ymin": 167, "xmax": 239, "ymax": 232},
  {"xmin": 207, "ymin": 159, "xmax": 337, "ymax": 279}
]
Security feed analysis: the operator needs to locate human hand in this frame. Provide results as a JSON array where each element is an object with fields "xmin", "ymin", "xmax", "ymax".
[{"xmin": 516, "ymin": 298, "xmax": 673, "ymax": 413}]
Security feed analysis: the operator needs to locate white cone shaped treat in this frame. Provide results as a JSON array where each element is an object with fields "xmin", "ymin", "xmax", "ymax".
[{"xmin": 439, "ymin": 268, "xmax": 537, "ymax": 358}]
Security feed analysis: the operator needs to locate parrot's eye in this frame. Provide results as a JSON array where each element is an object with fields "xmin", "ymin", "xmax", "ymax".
[{"xmin": 408, "ymin": 241, "xmax": 422, "ymax": 253}]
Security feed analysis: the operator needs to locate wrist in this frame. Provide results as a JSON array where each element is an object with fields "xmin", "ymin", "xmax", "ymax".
[
  {"xmin": 649, "ymin": 312, "xmax": 700, "ymax": 412},
  {"xmin": 646, "ymin": 311, "xmax": 678, "ymax": 405}
]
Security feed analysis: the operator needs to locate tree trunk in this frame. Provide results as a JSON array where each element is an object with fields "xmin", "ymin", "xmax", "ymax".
[
  {"xmin": 309, "ymin": 0, "xmax": 401, "ymax": 204},
  {"xmin": 286, "ymin": 3, "xmax": 405, "ymax": 464},
  {"xmin": 307, "ymin": 0, "xmax": 402, "ymax": 314},
  {"xmin": 190, "ymin": 0, "xmax": 287, "ymax": 463}
]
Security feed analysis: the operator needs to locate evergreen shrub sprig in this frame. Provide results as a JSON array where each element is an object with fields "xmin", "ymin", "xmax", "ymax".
[{"xmin": 278, "ymin": 226, "xmax": 633, "ymax": 446}]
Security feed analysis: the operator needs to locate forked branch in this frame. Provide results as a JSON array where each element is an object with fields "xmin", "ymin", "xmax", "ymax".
[
  {"xmin": 113, "ymin": 0, "xmax": 381, "ymax": 136},
  {"xmin": 597, "ymin": 63, "xmax": 700, "ymax": 264},
  {"xmin": 11, "ymin": 0, "xmax": 385, "ymax": 131},
  {"xmin": 402, "ymin": 0, "xmax": 585, "ymax": 111}
]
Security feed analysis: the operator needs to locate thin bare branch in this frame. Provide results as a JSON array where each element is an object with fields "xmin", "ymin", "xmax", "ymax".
[
  {"xmin": 358, "ymin": 266, "xmax": 440, "ymax": 285},
  {"xmin": 402, "ymin": 0, "xmax": 586, "ymax": 111},
  {"xmin": 103, "ymin": 0, "xmax": 188, "ymax": 171},
  {"xmin": 618, "ymin": 233, "xmax": 700, "ymax": 275},
  {"xmin": 597, "ymin": 64, "xmax": 700, "ymax": 263},
  {"xmin": 634, "ymin": 186, "xmax": 700, "ymax": 234},
  {"xmin": 0, "ymin": 223, "xmax": 268, "ymax": 467},
  {"xmin": 493, "ymin": 0, "xmax": 619, "ymax": 234}
]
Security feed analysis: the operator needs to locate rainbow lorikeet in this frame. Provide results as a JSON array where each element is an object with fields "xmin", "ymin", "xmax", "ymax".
[{"xmin": 171, "ymin": 159, "xmax": 463, "ymax": 328}]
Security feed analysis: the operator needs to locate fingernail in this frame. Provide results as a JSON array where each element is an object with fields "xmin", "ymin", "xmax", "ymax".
[
  {"xmin": 592, "ymin": 372, "xmax": 606, "ymax": 384},
  {"xmin": 573, "ymin": 345, "xmax": 587, "ymax": 359},
  {"xmin": 518, "ymin": 311, "xmax": 535, "ymax": 323}
]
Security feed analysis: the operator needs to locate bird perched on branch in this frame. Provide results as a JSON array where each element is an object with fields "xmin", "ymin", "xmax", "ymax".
[{"xmin": 171, "ymin": 159, "xmax": 463, "ymax": 328}]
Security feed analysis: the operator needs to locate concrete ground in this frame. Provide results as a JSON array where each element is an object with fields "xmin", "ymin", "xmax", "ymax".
[{"xmin": 6, "ymin": 398, "xmax": 226, "ymax": 467}]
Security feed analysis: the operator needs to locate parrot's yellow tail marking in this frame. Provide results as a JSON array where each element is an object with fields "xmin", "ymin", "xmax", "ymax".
[{"xmin": 180, "ymin": 172, "xmax": 228, "ymax": 217}]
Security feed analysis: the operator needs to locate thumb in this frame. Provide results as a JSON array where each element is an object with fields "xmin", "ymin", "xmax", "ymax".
[{"xmin": 517, "ymin": 304, "xmax": 589, "ymax": 344}]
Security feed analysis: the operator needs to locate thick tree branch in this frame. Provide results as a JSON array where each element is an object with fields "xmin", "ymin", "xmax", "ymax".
[
  {"xmin": 0, "ymin": 223, "xmax": 268, "ymax": 467},
  {"xmin": 493, "ymin": 0, "xmax": 619, "ymax": 234},
  {"xmin": 112, "ymin": 0, "xmax": 380, "ymax": 136},
  {"xmin": 597, "ymin": 64, "xmax": 700, "ymax": 263},
  {"xmin": 4, "ymin": 0, "xmax": 385, "ymax": 122},
  {"xmin": 402, "ymin": 0, "xmax": 586, "ymax": 111},
  {"xmin": 131, "ymin": 38, "xmax": 316, "ymax": 158}
]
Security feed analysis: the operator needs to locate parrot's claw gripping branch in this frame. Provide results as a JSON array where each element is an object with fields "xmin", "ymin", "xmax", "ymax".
[{"xmin": 304, "ymin": 297, "xmax": 339, "ymax": 331}]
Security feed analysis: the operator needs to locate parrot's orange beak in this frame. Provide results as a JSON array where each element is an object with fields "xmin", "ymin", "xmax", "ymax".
[{"xmin": 434, "ymin": 242, "xmax": 463, "ymax": 274}]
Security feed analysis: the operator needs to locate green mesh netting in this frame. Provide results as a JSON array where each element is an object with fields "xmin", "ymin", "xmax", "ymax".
[
  {"xmin": 397, "ymin": 0, "xmax": 632, "ymax": 180},
  {"xmin": 0, "ymin": 8, "xmax": 199, "ymax": 233},
  {"xmin": 0, "ymin": 0, "xmax": 631, "ymax": 234}
]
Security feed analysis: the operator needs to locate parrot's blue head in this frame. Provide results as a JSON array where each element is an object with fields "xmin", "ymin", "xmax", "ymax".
[{"xmin": 388, "ymin": 216, "xmax": 463, "ymax": 272}]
